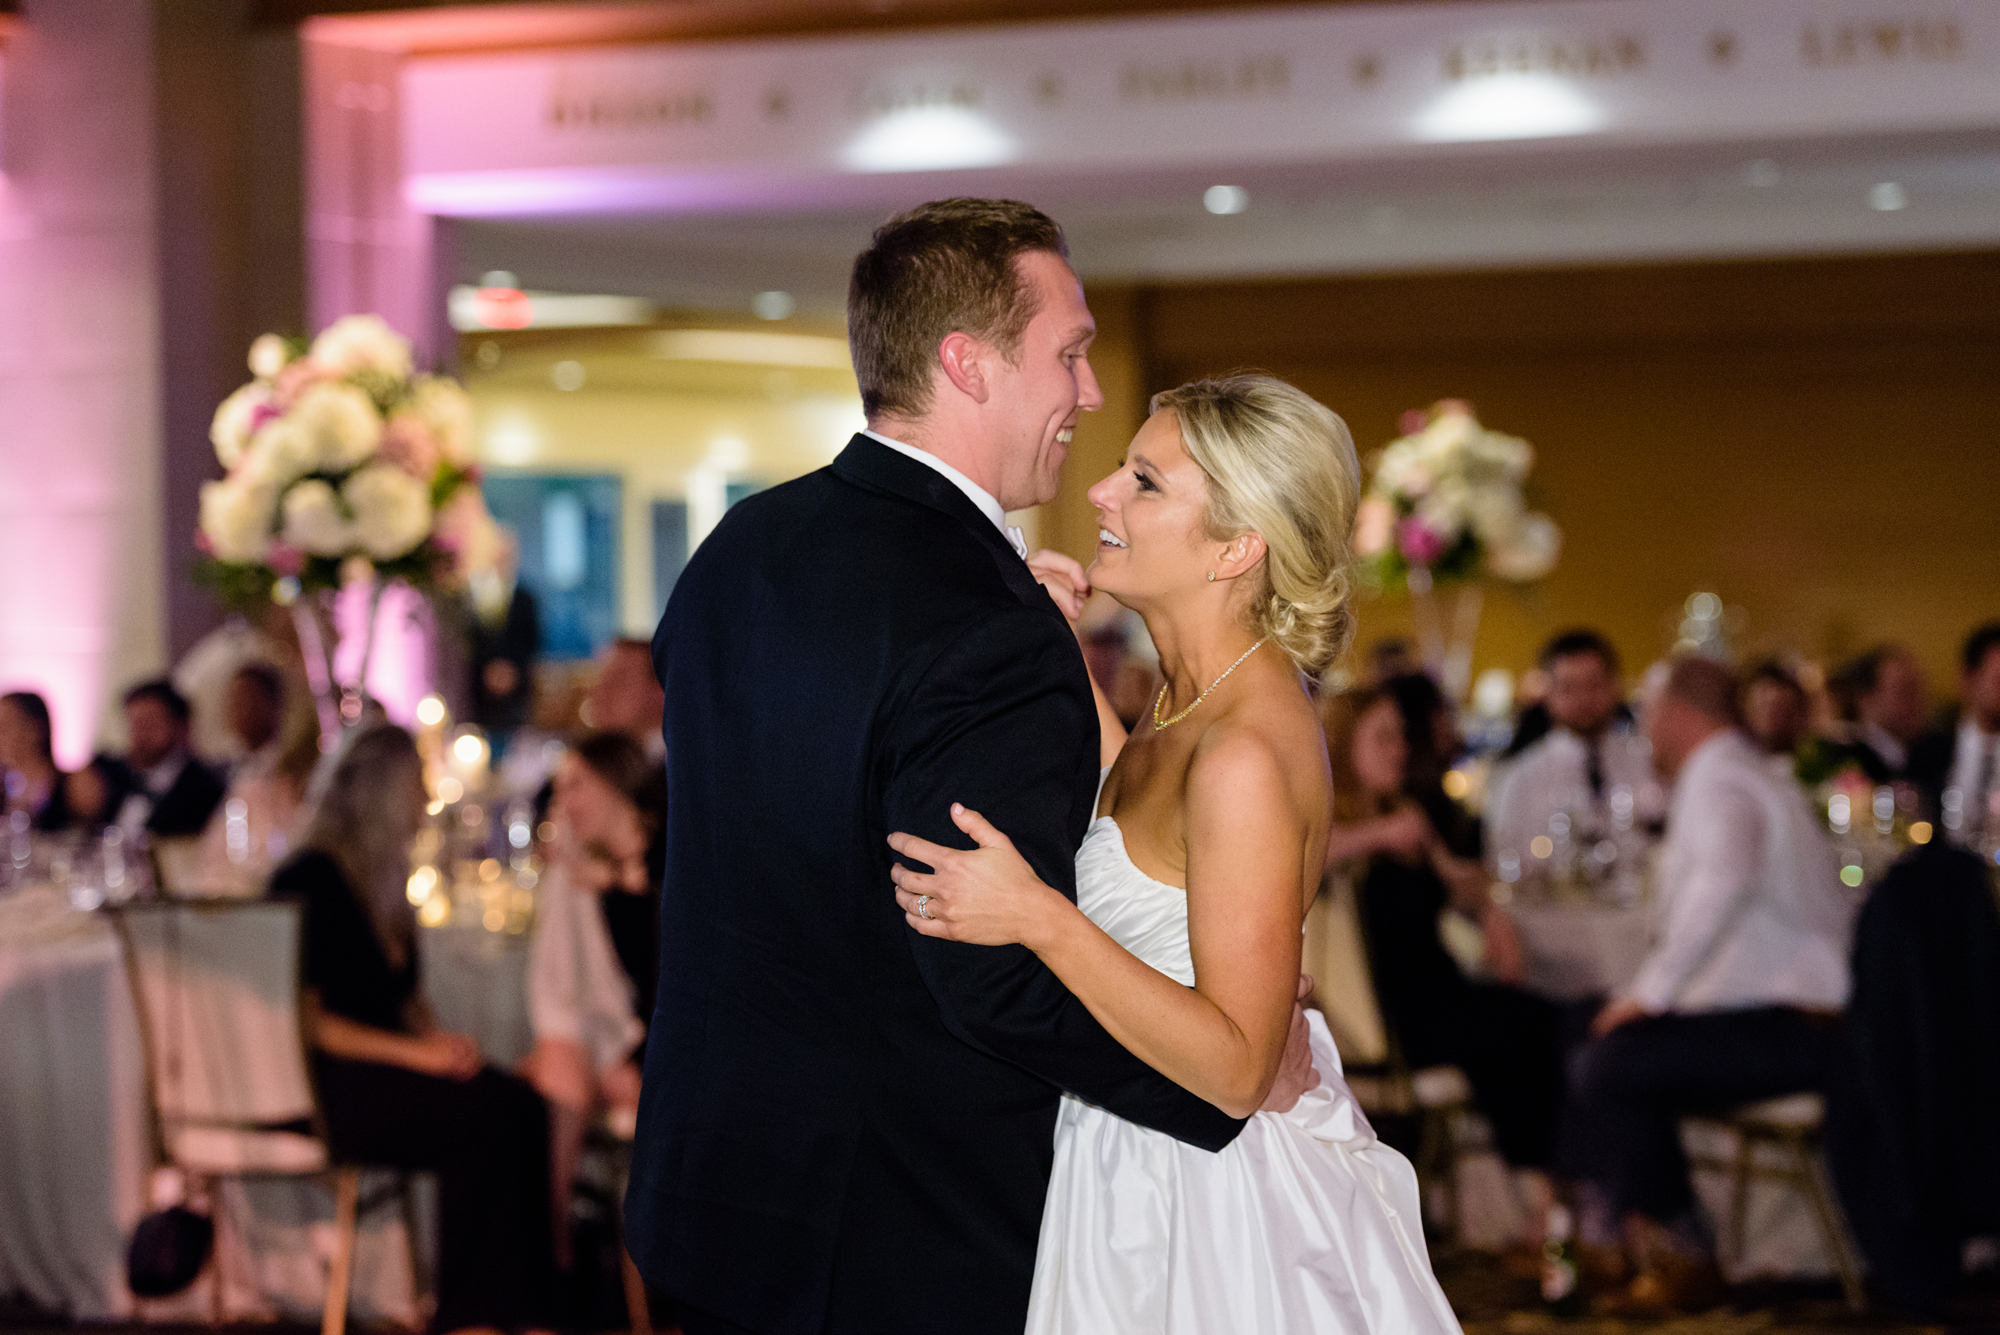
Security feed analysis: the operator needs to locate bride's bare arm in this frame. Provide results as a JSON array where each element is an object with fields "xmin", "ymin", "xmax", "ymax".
[{"xmin": 890, "ymin": 733, "xmax": 1307, "ymax": 1118}]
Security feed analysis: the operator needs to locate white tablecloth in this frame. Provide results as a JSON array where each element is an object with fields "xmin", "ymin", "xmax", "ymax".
[
  {"xmin": 0, "ymin": 894, "xmax": 149, "ymax": 1319},
  {"xmin": 1505, "ymin": 898, "xmax": 1651, "ymax": 1001},
  {"xmin": 0, "ymin": 891, "xmax": 530, "ymax": 1321}
]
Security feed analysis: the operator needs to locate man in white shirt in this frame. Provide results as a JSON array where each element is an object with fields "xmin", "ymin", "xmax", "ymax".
[
  {"xmin": 1564, "ymin": 657, "xmax": 1852, "ymax": 1312},
  {"xmin": 1487, "ymin": 630, "xmax": 1666, "ymax": 890}
]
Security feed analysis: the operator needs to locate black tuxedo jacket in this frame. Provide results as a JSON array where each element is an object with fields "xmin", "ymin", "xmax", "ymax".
[
  {"xmin": 625, "ymin": 436, "xmax": 1243, "ymax": 1335},
  {"xmin": 96, "ymin": 752, "xmax": 226, "ymax": 838},
  {"xmin": 147, "ymin": 755, "xmax": 225, "ymax": 837}
]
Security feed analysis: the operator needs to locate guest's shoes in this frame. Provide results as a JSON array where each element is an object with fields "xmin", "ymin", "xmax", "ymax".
[{"xmin": 1591, "ymin": 1252, "xmax": 1726, "ymax": 1317}]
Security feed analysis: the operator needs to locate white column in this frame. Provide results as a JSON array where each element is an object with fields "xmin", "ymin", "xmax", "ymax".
[{"xmin": 0, "ymin": 0, "xmax": 165, "ymax": 766}]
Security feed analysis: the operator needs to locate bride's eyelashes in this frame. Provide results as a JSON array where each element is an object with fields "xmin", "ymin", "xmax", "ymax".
[{"xmin": 1134, "ymin": 469, "xmax": 1159, "ymax": 493}]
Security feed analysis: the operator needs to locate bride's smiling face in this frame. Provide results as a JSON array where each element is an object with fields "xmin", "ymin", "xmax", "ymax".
[{"xmin": 1086, "ymin": 410, "xmax": 1217, "ymax": 605}]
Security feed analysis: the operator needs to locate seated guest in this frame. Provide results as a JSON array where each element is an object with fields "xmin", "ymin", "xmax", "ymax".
[
  {"xmin": 1382, "ymin": 670, "xmax": 1481, "ymax": 856},
  {"xmin": 1487, "ymin": 630, "xmax": 1665, "ymax": 878},
  {"xmin": 1912, "ymin": 621, "xmax": 2000, "ymax": 847},
  {"xmin": 105, "ymin": 679, "xmax": 225, "ymax": 839},
  {"xmin": 470, "ymin": 538, "xmax": 540, "ymax": 756},
  {"xmin": 1831, "ymin": 644, "xmax": 1929, "ymax": 783},
  {"xmin": 273, "ymin": 724, "xmax": 554, "ymax": 1334},
  {"xmin": 195, "ymin": 664, "xmax": 320, "ymax": 891},
  {"xmin": 520, "ymin": 731, "xmax": 665, "ymax": 1267},
  {"xmin": 0, "ymin": 691, "xmax": 107, "ymax": 831},
  {"xmin": 583, "ymin": 638, "xmax": 666, "ymax": 759},
  {"xmin": 1326, "ymin": 688, "xmax": 1565, "ymax": 1202},
  {"xmin": 1564, "ymin": 657, "xmax": 1852, "ymax": 1313},
  {"xmin": 1741, "ymin": 659, "xmax": 1811, "ymax": 760}
]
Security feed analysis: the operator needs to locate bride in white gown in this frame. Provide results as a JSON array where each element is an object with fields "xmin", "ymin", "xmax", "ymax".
[{"xmin": 890, "ymin": 375, "xmax": 1462, "ymax": 1334}]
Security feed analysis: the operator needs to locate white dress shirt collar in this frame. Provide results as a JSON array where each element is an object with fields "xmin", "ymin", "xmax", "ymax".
[{"xmin": 862, "ymin": 429, "xmax": 1026, "ymax": 559}]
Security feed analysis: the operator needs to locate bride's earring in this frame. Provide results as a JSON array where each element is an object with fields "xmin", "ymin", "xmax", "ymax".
[{"xmin": 1205, "ymin": 571, "xmax": 1216, "ymax": 582}]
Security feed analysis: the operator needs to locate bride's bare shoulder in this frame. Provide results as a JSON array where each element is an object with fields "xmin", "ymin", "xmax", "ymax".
[{"xmin": 1185, "ymin": 672, "xmax": 1331, "ymax": 819}]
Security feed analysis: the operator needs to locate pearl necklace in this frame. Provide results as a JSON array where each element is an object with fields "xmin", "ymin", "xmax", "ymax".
[{"xmin": 1151, "ymin": 638, "xmax": 1268, "ymax": 731}]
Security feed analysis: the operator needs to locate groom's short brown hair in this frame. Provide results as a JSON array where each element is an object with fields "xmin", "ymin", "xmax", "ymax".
[{"xmin": 847, "ymin": 198, "xmax": 1069, "ymax": 420}]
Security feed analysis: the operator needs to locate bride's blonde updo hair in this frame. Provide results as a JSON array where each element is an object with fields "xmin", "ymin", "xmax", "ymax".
[{"xmin": 1149, "ymin": 374, "xmax": 1361, "ymax": 678}]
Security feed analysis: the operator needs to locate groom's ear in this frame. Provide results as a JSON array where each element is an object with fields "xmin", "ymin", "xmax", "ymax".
[{"xmin": 936, "ymin": 331, "xmax": 992, "ymax": 404}]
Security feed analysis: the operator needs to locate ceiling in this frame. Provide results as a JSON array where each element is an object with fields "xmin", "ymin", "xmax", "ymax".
[{"xmin": 454, "ymin": 135, "xmax": 2000, "ymax": 324}]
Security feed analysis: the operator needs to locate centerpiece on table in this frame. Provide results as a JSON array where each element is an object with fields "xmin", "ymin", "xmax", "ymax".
[
  {"xmin": 1353, "ymin": 400, "xmax": 1561, "ymax": 700},
  {"xmin": 195, "ymin": 315, "xmax": 506, "ymax": 741}
]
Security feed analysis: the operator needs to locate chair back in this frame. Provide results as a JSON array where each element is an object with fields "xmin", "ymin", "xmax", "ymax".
[
  {"xmin": 114, "ymin": 899, "xmax": 318, "ymax": 1135},
  {"xmin": 1302, "ymin": 867, "xmax": 1390, "ymax": 1066}
]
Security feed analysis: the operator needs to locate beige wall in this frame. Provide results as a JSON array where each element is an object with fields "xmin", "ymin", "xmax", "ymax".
[
  {"xmin": 465, "ymin": 327, "xmax": 865, "ymax": 636},
  {"xmin": 1071, "ymin": 251, "xmax": 2000, "ymax": 696}
]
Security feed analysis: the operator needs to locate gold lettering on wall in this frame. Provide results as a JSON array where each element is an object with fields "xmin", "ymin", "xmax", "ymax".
[
  {"xmin": 1117, "ymin": 55, "xmax": 1289, "ymax": 103},
  {"xmin": 549, "ymin": 82, "xmax": 715, "ymax": 130},
  {"xmin": 853, "ymin": 78, "xmax": 982, "ymax": 116},
  {"xmin": 1801, "ymin": 18, "xmax": 1963, "ymax": 66},
  {"xmin": 1444, "ymin": 33, "xmax": 1645, "ymax": 81}
]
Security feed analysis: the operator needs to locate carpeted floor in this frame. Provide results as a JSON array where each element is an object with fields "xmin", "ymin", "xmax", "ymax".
[
  {"xmin": 1435, "ymin": 1248, "xmax": 2000, "ymax": 1334},
  {"xmin": 8, "ymin": 1260, "xmax": 2000, "ymax": 1335}
]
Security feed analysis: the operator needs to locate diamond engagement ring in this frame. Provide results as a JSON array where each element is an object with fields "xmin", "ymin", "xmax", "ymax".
[{"xmin": 916, "ymin": 895, "xmax": 934, "ymax": 920}]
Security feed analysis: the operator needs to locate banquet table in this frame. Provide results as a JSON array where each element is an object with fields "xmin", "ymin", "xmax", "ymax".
[
  {"xmin": 1504, "ymin": 896, "xmax": 1652, "ymax": 1002},
  {"xmin": 0, "ymin": 887, "xmax": 531, "ymax": 1321}
]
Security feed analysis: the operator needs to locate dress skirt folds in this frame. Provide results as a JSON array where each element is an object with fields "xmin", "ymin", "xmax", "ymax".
[{"xmin": 1025, "ymin": 819, "xmax": 1461, "ymax": 1335}]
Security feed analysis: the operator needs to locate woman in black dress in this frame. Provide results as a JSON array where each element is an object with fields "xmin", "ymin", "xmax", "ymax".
[
  {"xmin": 0, "ymin": 691, "xmax": 107, "ymax": 831},
  {"xmin": 1323, "ymin": 686, "xmax": 1566, "ymax": 1204},
  {"xmin": 271, "ymin": 723, "xmax": 553, "ymax": 1334}
]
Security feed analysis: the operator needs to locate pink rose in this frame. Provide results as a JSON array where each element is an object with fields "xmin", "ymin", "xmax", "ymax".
[
  {"xmin": 1353, "ymin": 497, "xmax": 1395, "ymax": 557},
  {"xmin": 380, "ymin": 415, "xmax": 440, "ymax": 479},
  {"xmin": 1397, "ymin": 517, "xmax": 1448, "ymax": 566},
  {"xmin": 267, "ymin": 542, "xmax": 305, "ymax": 576},
  {"xmin": 1398, "ymin": 408, "xmax": 1430, "ymax": 436}
]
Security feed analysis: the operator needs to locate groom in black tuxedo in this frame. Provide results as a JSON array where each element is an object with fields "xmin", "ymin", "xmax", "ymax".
[{"xmin": 626, "ymin": 200, "xmax": 1278, "ymax": 1335}]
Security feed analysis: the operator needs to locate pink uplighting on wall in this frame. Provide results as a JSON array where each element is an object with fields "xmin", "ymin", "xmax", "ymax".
[{"xmin": 0, "ymin": 1, "xmax": 165, "ymax": 773}]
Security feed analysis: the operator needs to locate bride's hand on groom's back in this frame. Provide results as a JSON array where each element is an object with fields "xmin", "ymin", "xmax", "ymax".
[
  {"xmin": 1259, "ymin": 975, "xmax": 1322, "ymax": 1115},
  {"xmin": 889, "ymin": 804, "xmax": 1069, "ymax": 950}
]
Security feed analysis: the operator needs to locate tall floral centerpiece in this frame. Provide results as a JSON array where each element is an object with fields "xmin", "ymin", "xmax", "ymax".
[
  {"xmin": 197, "ymin": 316, "xmax": 505, "ymax": 740},
  {"xmin": 1353, "ymin": 400, "xmax": 1561, "ymax": 700}
]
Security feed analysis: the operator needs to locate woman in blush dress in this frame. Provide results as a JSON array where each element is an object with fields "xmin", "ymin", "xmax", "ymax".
[{"xmin": 890, "ymin": 376, "xmax": 1460, "ymax": 1335}]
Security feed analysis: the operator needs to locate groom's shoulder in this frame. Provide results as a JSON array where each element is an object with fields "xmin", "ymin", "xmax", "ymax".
[{"xmin": 679, "ymin": 462, "xmax": 1021, "ymax": 607}]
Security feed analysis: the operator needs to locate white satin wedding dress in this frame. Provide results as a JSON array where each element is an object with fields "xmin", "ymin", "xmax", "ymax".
[{"xmin": 1025, "ymin": 815, "xmax": 1463, "ymax": 1334}]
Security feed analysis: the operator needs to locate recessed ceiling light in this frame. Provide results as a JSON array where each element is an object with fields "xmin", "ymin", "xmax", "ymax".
[
  {"xmin": 1204, "ymin": 185, "xmax": 1249, "ymax": 215},
  {"xmin": 752, "ymin": 291, "xmax": 796, "ymax": 321},
  {"xmin": 844, "ymin": 107, "xmax": 1014, "ymax": 172},
  {"xmin": 1410, "ymin": 74, "xmax": 1602, "ymax": 142},
  {"xmin": 1869, "ymin": 181, "xmax": 1908, "ymax": 211},
  {"xmin": 1742, "ymin": 159, "xmax": 1781, "ymax": 188}
]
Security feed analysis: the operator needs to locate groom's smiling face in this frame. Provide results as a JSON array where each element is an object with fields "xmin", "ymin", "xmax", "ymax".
[{"xmin": 985, "ymin": 251, "xmax": 1102, "ymax": 510}]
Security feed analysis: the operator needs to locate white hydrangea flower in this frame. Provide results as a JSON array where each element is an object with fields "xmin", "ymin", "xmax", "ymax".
[
  {"xmin": 199, "ymin": 477, "xmax": 276, "ymax": 563},
  {"xmin": 310, "ymin": 314, "xmax": 414, "ymax": 381},
  {"xmin": 344, "ymin": 463, "xmax": 433, "ymax": 560},
  {"xmin": 248, "ymin": 333, "xmax": 291, "ymax": 381},
  {"xmin": 210, "ymin": 383, "xmax": 268, "ymax": 469},
  {"xmin": 1416, "ymin": 474, "xmax": 1471, "ymax": 541},
  {"xmin": 245, "ymin": 418, "xmax": 315, "ymax": 487},
  {"xmin": 281, "ymin": 479, "xmax": 355, "ymax": 557},
  {"xmin": 1465, "ymin": 484, "xmax": 1525, "ymax": 545},
  {"xmin": 1488, "ymin": 512, "xmax": 1562, "ymax": 581},
  {"xmin": 401, "ymin": 376, "xmax": 476, "ymax": 469},
  {"xmin": 291, "ymin": 382, "xmax": 381, "ymax": 473}
]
